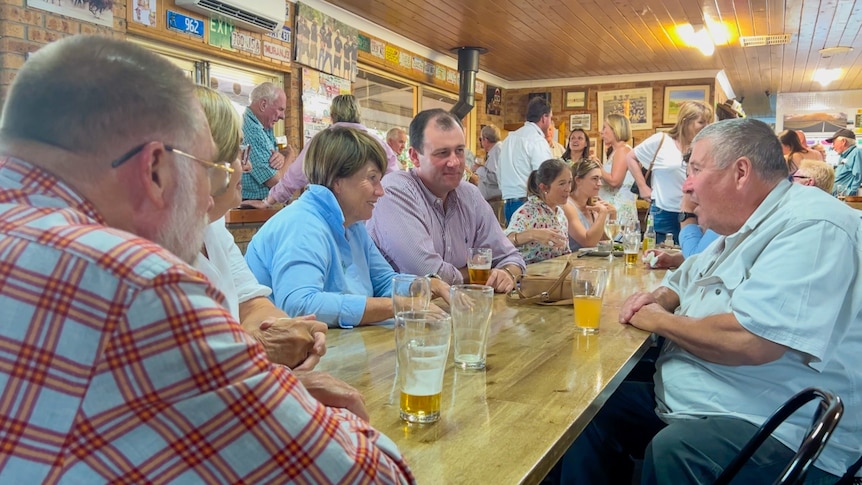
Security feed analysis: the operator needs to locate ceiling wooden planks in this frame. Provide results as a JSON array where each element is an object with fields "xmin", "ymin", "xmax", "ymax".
[{"xmin": 324, "ymin": 0, "xmax": 862, "ymax": 116}]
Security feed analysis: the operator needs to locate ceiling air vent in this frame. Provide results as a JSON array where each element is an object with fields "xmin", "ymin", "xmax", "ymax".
[
  {"xmin": 176, "ymin": 0, "xmax": 284, "ymax": 33},
  {"xmin": 739, "ymin": 34, "xmax": 793, "ymax": 47}
]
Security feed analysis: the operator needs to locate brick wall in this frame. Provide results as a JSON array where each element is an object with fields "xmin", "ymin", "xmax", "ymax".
[
  {"xmin": 0, "ymin": 1, "xmax": 302, "ymax": 146},
  {"xmin": 0, "ymin": 0, "xmax": 123, "ymax": 101}
]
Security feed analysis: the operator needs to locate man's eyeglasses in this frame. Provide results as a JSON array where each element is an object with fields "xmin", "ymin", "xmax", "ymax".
[
  {"xmin": 789, "ymin": 171, "xmax": 810, "ymax": 182},
  {"xmin": 111, "ymin": 142, "xmax": 234, "ymax": 196}
]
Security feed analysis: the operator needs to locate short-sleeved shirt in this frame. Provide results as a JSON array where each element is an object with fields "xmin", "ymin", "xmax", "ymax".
[
  {"xmin": 242, "ymin": 108, "xmax": 278, "ymax": 200},
  {"xmin": 477, "ymin": 142, "xmax": 502, "ymax": 200},
  {"xmin": 505, "ymin": 196, "xmax": 571, "ymax": 263},
  {"xmin": 633, "ymin": 133, "xmax": 685, "ymax": 212},
  {"xmin": 655, "ymin": 180, "xmax": 862, "ymax": 477},
  {"xmin": 0, "ymin": 156, "xmax": 414, "ymax": 483}
]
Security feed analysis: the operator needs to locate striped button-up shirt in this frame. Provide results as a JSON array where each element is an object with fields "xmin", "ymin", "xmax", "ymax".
[{"xmin": 0, "ymin": 156, "xmax": 414, "ymax": 484}]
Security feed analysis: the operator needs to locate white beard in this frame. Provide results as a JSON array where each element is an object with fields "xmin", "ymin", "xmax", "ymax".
[{"xmin": 156, "ymin": 167, "xmax": 208, "ymax": 264}]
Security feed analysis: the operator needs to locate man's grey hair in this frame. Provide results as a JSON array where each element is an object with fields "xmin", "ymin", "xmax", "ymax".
[
  {"xmin": 693, "ymin": 118, "xmax": 788, "ymax": 182},
  {"xmin": 480, "ymin": 124, "xmax": 500, "ymax": 143},
  {"xmin": 386, "ymin": 127, "xmax": 406, "ymax": 141},
  {"xmin": 249, "ymin": 82, "xmax": 282, "ymax": 105},
  {"xmin": 0, "ymin": 35, "xmax": 201, "ymax": 158}
]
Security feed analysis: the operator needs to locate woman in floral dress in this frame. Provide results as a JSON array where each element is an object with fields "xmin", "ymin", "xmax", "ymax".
[{"xmin": 505, "ymin": 159, "xmax": 572, "ymax": 264}]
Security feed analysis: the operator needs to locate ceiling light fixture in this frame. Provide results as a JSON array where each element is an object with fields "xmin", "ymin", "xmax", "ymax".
[
  {"xmin": 813, "ymin": 68, "xmax": 842, "ymax": 86},
  {"xmin": 819, "ymin": 46, "xmax": 853, "ymax": 58},
  {"xmin": 677, "ymin": 23, "xmax": 715, "ymax": 56}
]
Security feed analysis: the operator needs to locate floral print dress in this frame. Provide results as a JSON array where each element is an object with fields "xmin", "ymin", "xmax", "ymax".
[{"xmin": 505, "ymin": 195, "xmax": 571, "ymax": 264}]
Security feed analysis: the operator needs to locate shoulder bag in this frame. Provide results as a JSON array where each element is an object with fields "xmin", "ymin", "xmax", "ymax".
[
  {"xmin": 506, "ymin": 261, "xmax": 573, "ymax": 306},
  {"xmin": 630, "ymin": 133, "xmax": 665, "ymax": 197}
]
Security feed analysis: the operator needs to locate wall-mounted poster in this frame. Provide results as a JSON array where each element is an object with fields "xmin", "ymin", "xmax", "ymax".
[
  {"xmin": 486, "ymin": 85, "xmax": 502, "ymax": 116},
  {"xmin": 27, "ymin": 0, "xmax": 114, "ymax": 28},
  {"xmin": 295, "ymin": 2, "xmax": 358, "ymax": 81},
  {"xmin": 301, "ymin": 67, "xmax": 352, "ymax": 144},
  {"xmin": 783, "ymin": 112, "xmax": 848, "ymax": 133},
  {"xmin": 131, "ymin": 0, "xmax": 156, "ymax": 26},
  {"xmin": 597, "ymin": 88, "xmax": 653, "ymax": 130}
]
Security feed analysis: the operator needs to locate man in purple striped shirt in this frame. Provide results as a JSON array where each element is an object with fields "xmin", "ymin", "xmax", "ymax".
[{"xmin": 367, "ymin": 109, "xmax": 525, "ymax": 292}]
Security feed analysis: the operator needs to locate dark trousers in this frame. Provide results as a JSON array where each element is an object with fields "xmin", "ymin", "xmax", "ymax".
[{"xmin": 559, "ymin": 381, "xmax": 839, "ymax": 484}]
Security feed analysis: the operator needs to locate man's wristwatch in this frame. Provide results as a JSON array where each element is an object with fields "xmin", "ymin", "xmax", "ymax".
[
  {"xmin": 678, "ymin": 212, "xmax": 698, "ymax": 223},
  {"xmin": 425, "ymin": 273, "xmax": 442, "ymax": 280}
]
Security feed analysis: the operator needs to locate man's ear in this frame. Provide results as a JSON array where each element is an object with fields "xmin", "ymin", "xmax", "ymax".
[
  {"xmin": 408, "ymin": 147, "xmax": 421, "ymax": 168},
  {"xmin": 733, "ymin": 156, "xmax": 753, "ymax": 189},
  {"xmin": 137, "ymin": 143, "xmax": 171, "ymax": 209}
]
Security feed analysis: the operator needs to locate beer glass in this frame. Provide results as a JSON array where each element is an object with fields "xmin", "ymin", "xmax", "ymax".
[
  {"xmin": 450, "ymin": 284, "xmax": 494, "ymax": 370},
  {"xmin": 571, "ymin": 267, "xmax": 608, "ymax": 335},
  {"xmin": 467, "ymin": 248, "xmax": 492, "ymax": 284},
  {"xmin": 623, "ymin": 232, "xmax": 640, "ymax": 267},
  {"xmin": 392, "ymin": 275, "xmax": 431, "ymax": 316},
  {"xmin": 396, "ymin": 310, "xmax": 451, "ymax": 423}
]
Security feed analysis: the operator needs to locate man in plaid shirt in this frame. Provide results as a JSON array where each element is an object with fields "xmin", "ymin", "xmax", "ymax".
[
  {"xmin": 0, "ymin": 35, "xmax": 414, "ymax": 484},
  {"xmin": 241, "ymin": 82, "xmax": 288, "ymax": 202}
]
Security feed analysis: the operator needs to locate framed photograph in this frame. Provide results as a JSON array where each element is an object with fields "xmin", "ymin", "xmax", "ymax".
[
  {"xmin": 564, "ymin": 89, "xmax": 587, "ymax": 109},
  {"xmin": 597, "ymin": 87, "xmax": 653, "ymax": 131},
  {"xmin": 569, "ymin": 113, "xmax": 591, "ymax": 131},
  {"xmin": 663, "ymin": 85, "xmax": 710, "ymax": 124}
]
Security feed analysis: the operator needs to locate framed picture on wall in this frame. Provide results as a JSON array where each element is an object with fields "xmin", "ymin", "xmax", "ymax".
[
  {"xmin": 569, "ymin": 113, "xmax": 591, "ymax": 131},
  {"xmin": 663, "ymin": 85, "xmax": 710, "ymax": 124},
  {"xmin": 596, "ymin": 88, "xmax": 652, "ymax": 130},
  {"xmin": 564, "ymin": 89, "xmax": 587, "ymax": 109}
]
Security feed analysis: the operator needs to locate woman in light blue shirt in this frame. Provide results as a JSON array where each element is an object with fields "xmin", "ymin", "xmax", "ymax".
[{"xmin": 245, "ymin": 127, "xmax": 448, "ymax": 328}]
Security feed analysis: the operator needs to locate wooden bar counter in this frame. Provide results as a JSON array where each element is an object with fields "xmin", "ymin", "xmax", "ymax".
[{"xmin": 316, "ymin": 256, "xmax": 667, "ymax": 484}]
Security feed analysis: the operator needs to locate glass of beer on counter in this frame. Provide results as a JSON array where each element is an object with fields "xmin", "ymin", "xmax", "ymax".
[
  {"xmin": 396, "ymin": 310, "xmax": 451, "ymax": 423},
  {"xmin": 450, "ymin": 284, "xmax": 494, "ymax": 370},
  {"xmin": 571, "ymin": 267, "xmax": 608, "ymax": 334},
  {"xmin": 623, "ymin": 232, "xmax": 640, "ymax": 267},
  {"xmin": 467, "ymin": 247, "xmax": 492, "ymax": 284}
]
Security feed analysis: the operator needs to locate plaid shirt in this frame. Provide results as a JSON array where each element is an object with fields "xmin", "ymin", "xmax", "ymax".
[
  {"xmin": 242, "ymin": 108, "xmax": 278, "ymax": 200},
  {"xmin": 0, "ymin": 157, "xmax": 414, "ymax": 484}
]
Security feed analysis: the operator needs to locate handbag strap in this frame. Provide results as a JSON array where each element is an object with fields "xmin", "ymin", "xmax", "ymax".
[
  {"xmin": 644, "ymin": 133, "xmax": 665, "ymax": 179},
  {"xmin": 506, "ymin": 260, "xmax": 573, "ymax": 305}
]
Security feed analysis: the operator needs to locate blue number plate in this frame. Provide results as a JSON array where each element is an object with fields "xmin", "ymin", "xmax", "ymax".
[{"xmin": 167, "ymin": 10, "xmax": 205, "ymax": 38}]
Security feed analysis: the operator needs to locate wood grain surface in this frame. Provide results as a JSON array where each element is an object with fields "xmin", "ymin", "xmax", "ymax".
[{"xmin": 316, "ymin": 256, "xmax": 667, "ymax": 484}]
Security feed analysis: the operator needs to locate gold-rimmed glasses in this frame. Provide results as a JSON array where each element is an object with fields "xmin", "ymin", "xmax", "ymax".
[{"xmin": 110, "ymin": 142, "xmax": 234, "ymax": 196}]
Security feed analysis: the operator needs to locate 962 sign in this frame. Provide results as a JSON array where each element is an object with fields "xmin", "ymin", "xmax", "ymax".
[{"xmin": 167, "ymin": 10, "xmax": 205, "ymax": 38}]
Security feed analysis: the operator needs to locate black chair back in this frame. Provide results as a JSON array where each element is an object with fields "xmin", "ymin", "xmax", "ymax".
[{"xmin": 713, "ymin": 387, "xmax": 843, "ymax": 485}]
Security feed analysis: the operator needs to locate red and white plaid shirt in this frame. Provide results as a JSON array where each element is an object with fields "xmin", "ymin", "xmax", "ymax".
[{"xmin": 0, "ymin": 156, "xmax": 414, "ymax": 484}]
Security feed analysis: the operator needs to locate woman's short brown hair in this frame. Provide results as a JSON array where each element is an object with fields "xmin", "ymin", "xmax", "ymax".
[{"xmin": 303, "ymin": 127, "xmax": 387, "ymax": 189}]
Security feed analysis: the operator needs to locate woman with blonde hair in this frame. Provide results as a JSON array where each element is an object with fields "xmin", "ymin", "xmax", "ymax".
[
  {"xmin": 505, "ymin": 159, "xmax": 572, "ymax": 263},
  {"xmin": 192, "ymin": 85, "xmax": 326, "ymax": 369},
  {"xmin": 562, "ymin": 159, "xmax": 616, "ymax": 250},
  {"xmin": 599, "ymin": 113, "xmax": 637, "ymax": 227},
  {"xmin": 627, "ymin": 100, "xmax": 713, "ymax": 243}
]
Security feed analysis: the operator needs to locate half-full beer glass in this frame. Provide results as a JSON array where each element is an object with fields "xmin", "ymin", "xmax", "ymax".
[
  {"xmin": 571, "ymin": 267, "xmax": 608, "ymax": 334},
  {"xmin": 450, "ymin": 284, "xmax": 494, "ymax": 370},
  {"xmin": 467, "ymin": 248, "xmax": 492, "ymax": 284},
  {"xmin": 396, "ymin": 310, "xmax": 451, "ymax": 423}
]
